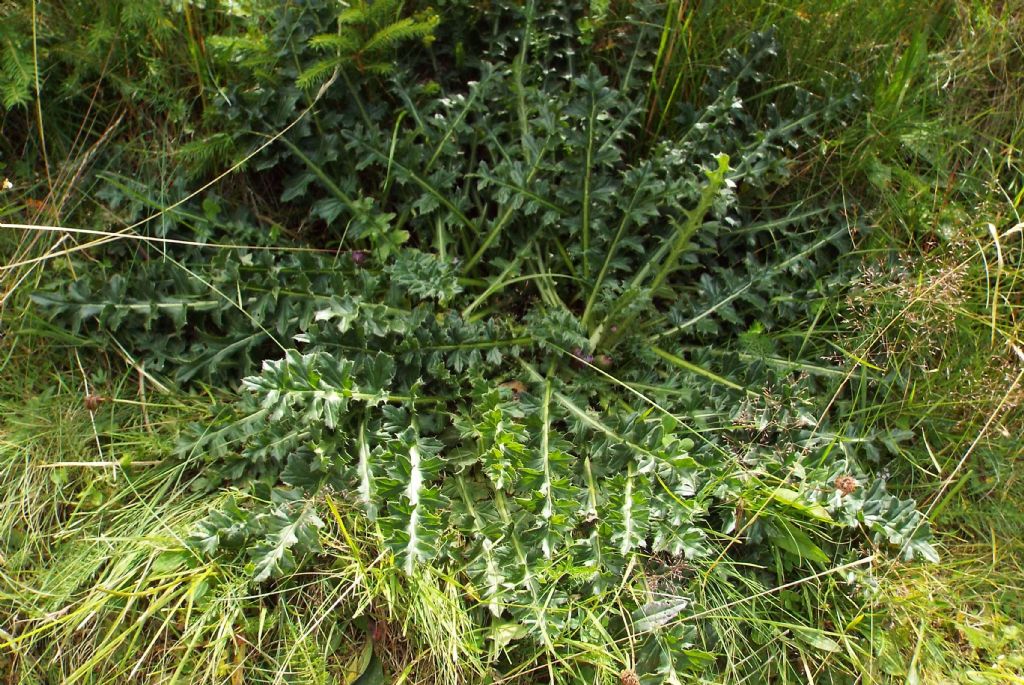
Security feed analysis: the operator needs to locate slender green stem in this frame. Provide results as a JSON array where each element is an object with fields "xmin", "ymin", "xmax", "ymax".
[
  {"xmin": 650, "ymin": 345, "xmax": 758, "ymax": 397},
  {"xmin": 648, "ymin": 155, "xmax": 729, "ymax": 295},
  {"xmin": 581, "ymin": 162, "xmax": 653, "ymax": 329},
  {"xmin": 462, "ymin": 147, "xmax": 550, "ymax": 272},
  {"xmin": 581, "ymin": 88, "xmax": 596, "ymax": 279}
]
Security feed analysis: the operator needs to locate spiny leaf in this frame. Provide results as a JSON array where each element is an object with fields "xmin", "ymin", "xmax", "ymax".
[{"xmin": 250, "ymin": 500, "xmax": 325, "ymax": 582}]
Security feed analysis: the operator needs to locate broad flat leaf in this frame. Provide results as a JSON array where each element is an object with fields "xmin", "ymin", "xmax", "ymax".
[
  {"xmin": 767, "ymin": 521, "xmax": 830, "ymax": 565},
  {"xmin": 791, "ymin": 626, "xmax": 841, "ymax": 653},
  {"xmin": 352, "ymin": 652, "xmax": 384, "ymax": 685},
  {"xmin": 770, "ymin": 488, "xmax": 832, "ymax": 522},
  {"xmin": 487, "ymin": 620, "xmax": 529, "ymax": 651},
  {"xmin": 634, "ymin": 597, "xmax": 690, "ymax": 633},
  {"xmin": 341, "ymin": 641, "xmax": 374, "ymax": 685}
]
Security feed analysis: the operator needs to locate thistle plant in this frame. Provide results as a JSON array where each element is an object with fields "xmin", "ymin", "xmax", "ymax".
[{"xmin": 25, "ymin": 1, "xmax": 939, "ymax": 682}]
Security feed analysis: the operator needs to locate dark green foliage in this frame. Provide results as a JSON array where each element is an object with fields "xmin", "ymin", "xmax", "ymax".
[
  {"xmin": 188, "ymin": 489, "xmax": 324, "ymax": 582},
  {"xmin": 0, "ymin": 0, "xmax": 224, "ymax": 171},
  {"xmin": 22, "ymin": 2, "xmax": 942, "ymax": 682}
]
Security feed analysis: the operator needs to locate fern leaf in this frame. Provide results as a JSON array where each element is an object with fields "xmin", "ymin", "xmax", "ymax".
[
  {"xmin": 1, "ymin": 42, "xmax": 32, "ymax": 108},
  {"xmin": 363, "ymin": 0, "xmax": 403, "ymax": 25},
  {"xmin": 297, "ymin": 57, "xmax": 341, "ymax": 91},
  {"xmin": 362, "ymin": 16, "xmax": 439, "ymax": 56},
  {"xmin": 308, "ymin": 31, "xmax": 360, "ymax": 54},
  {"xmin": 336, "ymin": 7, "xmax": 370, "ymax": 25},
  {"xmin": 359, "ymin": 61, "xmax": 397, "ymax": 76}
]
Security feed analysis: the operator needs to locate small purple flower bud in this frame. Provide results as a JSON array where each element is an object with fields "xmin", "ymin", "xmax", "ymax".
[{"xmin": 350, "ymin": 250, "xmax": 368, "ymax": 266}]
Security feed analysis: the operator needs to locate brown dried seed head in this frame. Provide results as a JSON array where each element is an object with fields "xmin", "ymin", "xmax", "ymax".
[
  {"xmin": 834, "ymin": 475, "xmax": 858, "ymax": 496},
  {"xmin": 84, "ymin": 394, "xmax": 105, "ymax": 412},
  {"xmin": 619, "ymin": 669, "xmax": 640, "ymax": 685}
]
